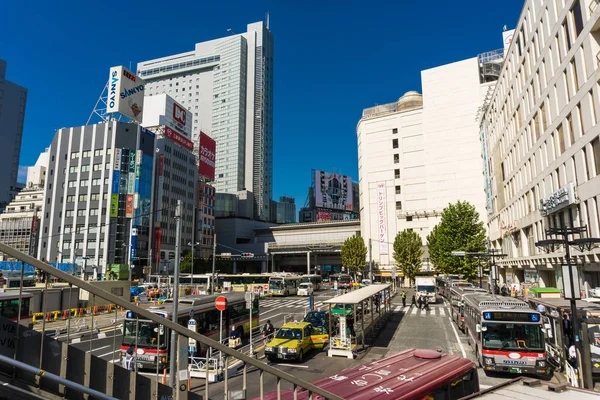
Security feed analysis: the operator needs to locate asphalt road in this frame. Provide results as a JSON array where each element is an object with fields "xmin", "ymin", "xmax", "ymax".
[{"xmin": 54, "ymin": 288, "xmax": 527, "ymax": 397}]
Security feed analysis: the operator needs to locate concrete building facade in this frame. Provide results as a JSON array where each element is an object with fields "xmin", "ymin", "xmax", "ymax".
[
  {"xmin": 482, "ymin": 0, "xmax": 600, "ymax": 291},
  {"xmin": 137, "ymin": 21, "xmax": 274, "ymax": 221},
  {"xmin": 37, "ymin": 122, "xmax": 156, "ymax": 278},
  {"xmin": 357, "ymin": 52, "xmax": 500, "ymax": 272},
  {"xmin": 0, "ymin": 59, "xmax": 27, "ymax": 210}
]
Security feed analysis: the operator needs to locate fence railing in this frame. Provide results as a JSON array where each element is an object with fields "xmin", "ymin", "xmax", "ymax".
[{"xmin": 0, "ymin": 242, "xmax": 343, "ymax": 400}]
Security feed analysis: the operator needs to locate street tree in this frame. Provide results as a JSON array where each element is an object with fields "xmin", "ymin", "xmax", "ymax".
[
  {"xmin": 427, "ymin": 225, "xmax": 446, "ymax": 275},
  {"xmin": 435, "ymin": 201, "xmax": 487, "ymax": 280},
  {"xmin": 392, "ymin": 229, "xmax": 423, "ymax": 286},
  {"xmin": 340, "ymin": 235, "xmax": 368, "ymax": 281}
]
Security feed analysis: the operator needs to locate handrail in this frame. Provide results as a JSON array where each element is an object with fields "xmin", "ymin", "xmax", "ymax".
[{"xmin": 0, "ymin": 243, "xmax": 343, "ymax": 400}]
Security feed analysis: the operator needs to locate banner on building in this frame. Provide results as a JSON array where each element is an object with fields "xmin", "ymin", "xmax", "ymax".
[
  {"xmin": 107, "ymin": 66, "xmax": 145, "ymax": 123},
  {"xmin": 377, "ymin": 183, "xmax": 388, "ymax": 255},
  {"xmin": 153, "ymin": 227, "xmax": 162, "ymax": 264},
  {"xmin": 164, "ymin": 126, "xmax": 194, "ymax": 152},
  {"xmin": 126, "ymin": 195, "xmax": 134, "ymax": 218},
  {"xmin": 199, "ymin": 131, "xmax": 216, "ymax": 181},
  {"xmin": 110, "ymin": 194, "xmax": 119, "ymax": 218},
  {"xmin": 114, "ymin": 148, "xmax": 122, "ymax": 170},
  {"xmin": 112, "ymin": 171, "xmax": 120, "ymax": 195},
  {"xmin": 316, "ymin": 211, "xmax": 331, "ymax": 223}
]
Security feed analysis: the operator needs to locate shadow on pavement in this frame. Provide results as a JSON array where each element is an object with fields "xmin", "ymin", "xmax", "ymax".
[{"xmin": 364, "ymin": 306, "xmax": 407, "ymax": 349}]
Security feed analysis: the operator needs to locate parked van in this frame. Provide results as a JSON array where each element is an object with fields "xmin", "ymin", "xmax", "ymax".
[{"xmin": 297, "ymin": 282, "xmax": 314, "ymax": 297}]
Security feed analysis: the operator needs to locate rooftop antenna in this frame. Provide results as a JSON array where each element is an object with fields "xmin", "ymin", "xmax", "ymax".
[
  {"xmin": 503, "ymin": 25, "xmax": 507, "ymax": 31},
  {"xmin": 266, "ymin": 12, "xmax": 270, "ymax": 29}
]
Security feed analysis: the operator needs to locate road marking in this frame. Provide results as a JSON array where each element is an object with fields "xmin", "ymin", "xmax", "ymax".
[
  {"xmin": 394, "ymin": 306, "xmax": 401, "ymax": 312},
  {"xmin": 442, "ymin": 308, "xmax": 448, "ymax": 316},
  {"xmin": 98, "ymin": 332, "xmax": 106, "ymax": 339},
  {"xmin": 87, "ymin": 345, "xmax": 111, "ymax": 353},
  {"xmin": 411, "ymin": 307, "xmax": 418, "ymax": 315},
  {"xmin": 98, "ymin": 349, "xmax": 121, "ymax": 358},
  {"xmin": 71, "ymin": 338, "xmax": 80, "ymax": 344},
  {"xmin": 479, "ymin": 384, "xmax": 492, "ymax": 389},
  {"xmin": 448, "ymin": 317, "xmax": 467, "ymax": 358},
  {"xmin": 275, "ymin": 363, "xmax": 309, "ymax": 368}
]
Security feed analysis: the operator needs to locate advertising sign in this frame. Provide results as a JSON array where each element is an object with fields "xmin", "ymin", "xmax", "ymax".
[
  {"xmin": 540, "ymin": 183, "xmax": 576, "ymax": 216},
  {"xmin": 588, "ymin": 323, "xmax": 600, "ymax": 373},
  {"xmin": 126, "ymin": 195, "xmax": 134, "ymax": 218},
  {"xmin": 114, "ymin": 148, "xmax": 122, "ymax": 170},
  {"xmin": 316, "ymin": 211, "xmax": 331, "ymax": 223},
  {"xmin": 153, "ymin": 227, "xmax": 162, "ymax": 264},
  {"xmin": 503, "ymin": 29, "xmax": 515, "ymax": 51},
  {"xmin": 112, "ymin": 171, "xmax": 120, "ymax": 194},
  {"xmin": 130, "ymin": 227, "xmax": 138, "ymax": 262},
  {"xmin": 129, "ymin": 150, "xmax": 136, "ymax": 172},
  {"xmin": 377, "ymin": 183, "xmax": 388, "ymax": 255},
  {"xmin": 481, "ymin": 127, "xmax": 492, "ymax": 213},
  {"xmin": 314, "ymin": 170, "xmax": 353, "ymax": 211},
  {"xmin": 199, "ymin": 131, "xmax": 216, "ymax": 181},
  {"xmin": 110, "ymin": 194, "xmax": 119, "ymax": 218},
  {"xmin": 164, "ymin": 126, "xmax": 194, "ymax": 152},
  {"xmin": 107, "ymin": 66, "xmax": 145, "ymax": 123},
  {"xmin": 128, "ymin": 173, "xmax": 135, "ymax": 194}
]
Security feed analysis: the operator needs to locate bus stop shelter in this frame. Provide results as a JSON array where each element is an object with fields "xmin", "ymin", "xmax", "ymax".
[{"xmin": 324, "ymin": 284, "xmax": 392, "ymax": 358}]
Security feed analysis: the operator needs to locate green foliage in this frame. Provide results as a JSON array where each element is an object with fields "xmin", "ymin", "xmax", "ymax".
[
  {"xmin": 430, "ymin": 201, "xmax": 487, "ymax": 280},
  {"xmin": 340, "ymin": 235, "xmax": 367, "ymax": 279},
  {"xmin": 392, "ymin": 230, "xmax": 423, "ymax": 285},
  {"xmin": 426, "ymin": 225, "xmax": 444, "ymax": 274},
  {"xmin": 179, "ymin": 250, "xmax": 233, "ymax": 274}
]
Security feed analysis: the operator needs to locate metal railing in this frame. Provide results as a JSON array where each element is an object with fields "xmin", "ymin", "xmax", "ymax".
[{"xmin": 0, "ymin": 242, "xmax": 343, "ymax": 400}]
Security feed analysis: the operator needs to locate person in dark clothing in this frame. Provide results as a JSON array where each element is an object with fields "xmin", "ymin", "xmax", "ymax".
[
  {"xmin": 424, "ymin": 297, "xmax": 430, "ymax": 312},
  {"xmin": 411, "ymin": 294, "xmax": 417, "ymax": 307},
  {"xmin": 418, "ymin": 295, "xmax": 423, "ymax": 310},
  {"xmin": 347, "ymin": 316, "xmax": 355, "ymax": 337}
]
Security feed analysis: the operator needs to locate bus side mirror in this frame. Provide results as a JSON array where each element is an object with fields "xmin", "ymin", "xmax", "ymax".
[{"xmin": 476, "ymin": 324, "xmax": 481, "ymax": 333}]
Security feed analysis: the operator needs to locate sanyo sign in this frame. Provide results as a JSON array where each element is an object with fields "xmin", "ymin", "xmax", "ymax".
[{"xmin": 106, "ymin": 66, "xmax": 145, "ymax": 123}]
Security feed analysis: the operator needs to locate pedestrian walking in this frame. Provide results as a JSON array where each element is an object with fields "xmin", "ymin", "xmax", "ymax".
[
  {"xmin": 123, "ymin": 345, "xmax": 135, "ymax": 371},
  {"xmin": 424, "ymin": 297, "xmax": 430, "ymax": 312},
  {"xmin": 418, "ymin": 295, "xmax": 423, "ymax": 310},
  {"xmin": 568, "ymin": 344, "xmax": 578, "ymax": 370},
  {"xmin": 411, "ymin": 294, "xmax": 417, "ymax": 307},
  {"xmin": 401, "ymin": 291, "xmax": 406, "ymax": 307}
]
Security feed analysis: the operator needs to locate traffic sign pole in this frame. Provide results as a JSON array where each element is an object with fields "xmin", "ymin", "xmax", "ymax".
[{"xmin": 215, "ymin": 295, "xmax": 228, "ymax": 370}]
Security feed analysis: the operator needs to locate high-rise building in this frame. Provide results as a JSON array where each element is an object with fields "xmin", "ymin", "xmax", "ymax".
[
  {"xmin": 357, "ymin": 46, "xmax": 504, "ymax": 273},
  {"xmin": 275, "ymin": 196, "xmax": 296, "ymax": 224},
  {"xmin": 298, "ymin": 170, "xmax": 359, "ymax": 223},
  {"xmin": 482, "ymin": 0, "xmax": 600, "ymax": 290},
  {"xmin": 137, "ymin": 21, "xmax": 274, "ymax": 221},
  {"xmin": 37, "ymin": 122, "xmax": 155, "ymax": 279},
  {"xmin": 0, "ymin": 59, "xmax": 27, "ymax": 210}
]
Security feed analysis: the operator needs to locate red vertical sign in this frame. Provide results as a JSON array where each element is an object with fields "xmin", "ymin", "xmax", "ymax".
[{"xmin": 199, "ymin": 131, "xmax": 216, "ymax": 181}]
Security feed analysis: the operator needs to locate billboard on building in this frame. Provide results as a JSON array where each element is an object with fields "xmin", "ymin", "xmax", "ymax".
[
  {"xmin": 142, "ymin": 94, "xmax": 192, "ymax": 137},
  {"xmin": 126, "ymin": 195, "xmax": 134, "ymax": 218},
  {"xmin": 316, "ymin": 211, "xmax": 331, "ymax": 223},
  {"xmin": 314, "ymin": 170, "xmax": 353, "ymax": 211},
  {"xmin": 199, "ymin": 131, "xmax": 216, "ymax": 181},
  {"xmin": 164, "ymin": 127, "xmax": 194, "ymax": 152},
  {"xmin": 107, "ymin": 66, "xmax": 145, "ymax": 123},
  {"xmin": 502, "ymin": 29, "xmax": 515, "ymax": 51},
  {"xmin": 377, "ymin": 183, "xmax": 388, "ymax": 255},
  {"xmin": 153, "ymin": 227, "xmax": 162, "ymax": 264}
]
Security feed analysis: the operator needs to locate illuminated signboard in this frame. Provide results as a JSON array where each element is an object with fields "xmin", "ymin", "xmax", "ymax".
[{"xmin": 483, "ymin": 312, "xmax": 540, "ymax": 322}]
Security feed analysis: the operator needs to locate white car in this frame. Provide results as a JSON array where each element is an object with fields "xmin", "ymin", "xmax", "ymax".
[{"xmin": 297, "ymin": 283, "xmax": 314, "ymax": 296}]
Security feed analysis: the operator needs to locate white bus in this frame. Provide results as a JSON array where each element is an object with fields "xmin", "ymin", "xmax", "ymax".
[
  {"xmin": 301, "ymin": 274, "xmax": 323, "ymax": 290},
  {"xmin": 268, "ymin": 274, "xmax": 302, "ymax": 296}
]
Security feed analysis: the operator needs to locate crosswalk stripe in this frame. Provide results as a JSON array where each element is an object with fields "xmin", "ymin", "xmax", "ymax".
[
  {"xmin": 411, "ymin": 307, "xmax": 418, "ymax": 315},
  {"xmin": 394, "ymin": 306, "xmax": 401, "ymax": 312}
]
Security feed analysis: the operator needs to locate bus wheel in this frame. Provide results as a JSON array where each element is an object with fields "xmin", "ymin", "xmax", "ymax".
[
  {"xmin": 476, "ymin": 347, "xmax": 482, "ymax": 368},
  {"xmin": 297, "ymin": 350, "xmax": 304, "ymax": 363}
]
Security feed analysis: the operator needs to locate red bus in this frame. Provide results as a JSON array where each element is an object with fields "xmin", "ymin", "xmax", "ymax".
[
  {"xmin": 0, "ymin": 292, "xmax": 33, "ymax": 328},
  {"xmin": 462, "ymin": 293, "xmax": 549, "ymax": 377},
  {"xmin": 258, "ymin": 349, "xmax": 479, "ymax": 400}
]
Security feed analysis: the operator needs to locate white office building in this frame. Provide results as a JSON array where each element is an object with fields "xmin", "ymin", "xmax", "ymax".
[
  {"xmin": 0, "ymin": 59, "xmax": 27, "ymax": 210},
  {"xmin": 137, "ymin": 21, "xmax": 274, "ymax": 221},
  {"xmin": 481, "ymin": 0, "xmax": 600, "ymax": 291},
  {"xmin": 357, "ymin": 49, "xmax": 504, "ymax": 273}
]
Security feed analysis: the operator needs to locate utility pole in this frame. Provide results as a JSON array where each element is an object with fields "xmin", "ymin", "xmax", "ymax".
[
  {"xmin": 369, "ymin": 238, "xmax": 373, "ymax": 281},
  {"xmin": 169, "ymin": 200, "xmax": 182, "ymax": 387},
  {"xmin": 211, "ymin": 233, "xmax": 217, "ymax": 295}
]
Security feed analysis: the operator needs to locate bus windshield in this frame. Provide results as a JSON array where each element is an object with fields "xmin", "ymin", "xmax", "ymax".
[
  {"xmin": 269, "ymin": 280, "xmax": 284, "ymax": 290},
  {"xmin": 417, "ymin": 286, "xmax": 435, "ymax": 293},
  {"xmin": 482, "ymin": 323, "xmax": 544, "ymax": 351},
  {"xmin": 123, "ymin": 320, "xmax": 167, "ymax": 349}
]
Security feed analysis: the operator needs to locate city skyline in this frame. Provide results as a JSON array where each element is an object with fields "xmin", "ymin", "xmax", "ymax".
[{"xmin": 2, "ymin": 0, "xmax": 524, "ymax": 206}]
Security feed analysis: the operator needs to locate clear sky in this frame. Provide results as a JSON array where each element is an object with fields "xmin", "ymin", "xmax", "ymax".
[{"xmin": 1, "ymin": 0, "xmax": 524, "ymax": 210}]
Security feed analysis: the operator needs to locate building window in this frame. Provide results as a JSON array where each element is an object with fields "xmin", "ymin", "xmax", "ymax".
[
  {"xmin": 68, "ymin": 181, "xmax": 77, "ymax": 188},
  {"xmin": 69, "ymin": 166, "xmax": 79, "ymax": 173},
  {"xmin": 394, "ymin": 169, "xmax": 400, "ymax": 179},
  {"xmin": 81, "ymin": 165, "xmax": 91, "ymax": 172},
  {"xmin": 91, "ymin": 193, "xmax": 100, "ymax": 201},
  {"xmin": 392, "ymin": 139, "xmax": 399, "ymax": 149},
  {"xmin": 94, "ymin": 149, "xmax": 102, "ymax": 157},
  {"xmin": 66, "ymin": 195, "xmax": 75, "ymax": 203},
  {"xmin": 80, "ymin": 180, "xmax": 88, "ymax": 187},
  {"xmin": 71, "ymin": 152, "xmax": 80, "ymax": 159},
  {"xmin": 82, "ymin": 151, "xmax": 91, "ymax": 158},
  {"xmin": 77, "ymin": 209, "xmax": 86, "ymax": 217},
  {"xmin": 392, "ymin": 128, "xmax": 398, "ymax": 134},
  {"xmin": 76, "ymin": 224, "xmax": 85, "ymax": 233},
  {"xmin": 592, "ymin": 137, "xmax": 600, "ymax": 177},
  {"xmin": 90, "ymin": 209, "xmax": 99, "ymax": 216},
  {"xmin": 92, "ymin": 178, "xmax": 101, "ymax": 186},
  {"xmin": 65, "ymin": 210, "xmax": 74, "ymax": 217},
  {"xmin": 395, "ymin": 185, "xmax": 401, "ymax": 194},
  {"xmin": 394, "ymin": 154, "xmax": 400, "ymax": 164},
  {"xmin": 93, "ymin": 164, "xmax": 102, "ymax": 171},
  {"xmin": 79, "ymin": 194, "xmax": 88, "ymax": 202},
  {"xmin": 396, "ymin": 201, "xmax": 402, "ymax": 211}
]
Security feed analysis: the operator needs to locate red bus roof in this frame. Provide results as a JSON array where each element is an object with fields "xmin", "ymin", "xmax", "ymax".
[{"xmin": 258, "ymin": 349, "xmax": 477, "ymax": 400}]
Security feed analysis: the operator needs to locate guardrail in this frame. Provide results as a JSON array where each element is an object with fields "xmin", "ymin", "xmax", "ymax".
[{"xmin": 0, "ymin": 243, "xmax": 343, "ymax": 400}]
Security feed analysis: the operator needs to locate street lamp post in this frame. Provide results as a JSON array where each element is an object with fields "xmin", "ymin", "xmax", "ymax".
[
  {"xmin": 187, "ymin": 241, "xmax": 200, "ymax": 286},
  {"xmin": 450, "ymin": 248, "xmax": 507, "ymax": 293},
  {"xmin": 535, "ymin": 225, "xmax": 600, "ymax": 388}
]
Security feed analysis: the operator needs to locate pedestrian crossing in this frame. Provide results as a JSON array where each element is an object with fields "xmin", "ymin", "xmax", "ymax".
[
  {"xmin": 260, "ymin": 298, "xmax": 324, "ymax": 310},
  {"xmin": 393, "ymin": 305, "xmax": 449, "ymax": 317}
]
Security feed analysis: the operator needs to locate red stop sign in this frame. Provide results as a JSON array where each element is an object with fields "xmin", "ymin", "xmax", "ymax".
[{"xmin": 215, "ymin": 295, "xmax": 228, "ymax": 311}]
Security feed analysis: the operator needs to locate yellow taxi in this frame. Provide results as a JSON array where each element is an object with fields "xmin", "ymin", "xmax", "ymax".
[{"xmin": 264, "ymin": 322, "xmax": 328, "ymax": 362}]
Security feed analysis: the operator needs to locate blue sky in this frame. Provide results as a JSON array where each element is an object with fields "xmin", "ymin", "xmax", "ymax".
[{"xmin": 2, "ymin": 0, "xmax": 524, "ymax": 209}]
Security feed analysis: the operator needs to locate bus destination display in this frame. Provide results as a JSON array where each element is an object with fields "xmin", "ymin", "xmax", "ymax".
[{"xmin": 483, "ymin": 311, "xmax": 540, "ymax": 322}]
